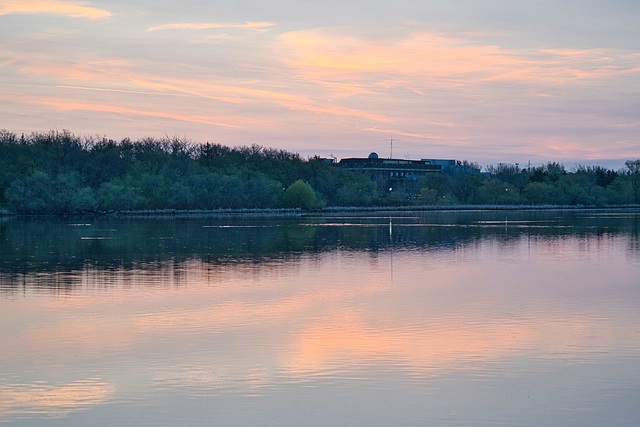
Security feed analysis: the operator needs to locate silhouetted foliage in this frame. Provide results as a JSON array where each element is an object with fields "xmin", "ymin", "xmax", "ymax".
[
  {"xmin": 485, "ymin": 163, "xmax": 526, "ymax": 189},
  {"xmin": 1, "ymin": 129, "xmax": 639, "ymax": 214},
  {"xmin": 0, "ymin": 129, "xmax": 375, "ymax": 213}
]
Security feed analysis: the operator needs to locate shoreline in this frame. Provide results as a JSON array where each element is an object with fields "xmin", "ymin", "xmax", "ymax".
[{"xmin": 3, "ymin": 204, "xmax": 640, "ymax": 218}]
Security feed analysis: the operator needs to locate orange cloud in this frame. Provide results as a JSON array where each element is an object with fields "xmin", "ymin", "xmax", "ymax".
[
  {"xmin": 0, "ymin": 0, "xmax": 111, "ymax": 19},
  {"xmin": 147, "ymin": 21, "xmax": 275, "ymax": 32},
  {"xmin": 278, "ymin": 29, "xmax": 521, "ymax": 80},
  {"xmin": 541, "ymin": 48, "xmax": 605, "ymax": 57},
  {"xmin": 277, "ymin": 28, "xmax": 637, "ymax": 87}
]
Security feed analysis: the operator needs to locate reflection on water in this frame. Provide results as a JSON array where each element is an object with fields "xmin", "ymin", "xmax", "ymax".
[
  {"xmin": 0, "ymin": 380, "xmax": 113, "ymax": 422},
  {"xmin": 1, "ymin": 210, "xmax": 639, "ymax": 426}
]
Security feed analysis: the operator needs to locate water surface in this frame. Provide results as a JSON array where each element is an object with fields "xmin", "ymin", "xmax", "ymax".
[{"xmin": 1, "ymin": 210, "xmax": 639, "ymax": 426}]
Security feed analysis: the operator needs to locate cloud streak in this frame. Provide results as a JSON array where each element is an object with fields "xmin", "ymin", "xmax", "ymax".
[
  {"xmin": 147, "ymin": 21, "xmax": 275, "ymax": 32},
  {"xmin": 364, "ymin": 127, "xmax": 467, "ymax": 143},
  {"xmin": 56, "ymin": 85, "xmax": 195, "ymax": 97},
  {"xmin": 35, "ymin": 97, "xmax": 256, "ymax": 128},
  {"xmin": 0, "ymin": 0, "xmax": 111, "ymax": 19}
]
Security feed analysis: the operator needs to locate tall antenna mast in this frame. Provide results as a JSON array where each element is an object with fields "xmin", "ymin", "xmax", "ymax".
[
  {"xmin": 384, "ymin": 134, "xmax": 399, "ymax": 159},
  {"xmin": 390, "ymin": 134, "xmax": 397, "ymax": 159}
]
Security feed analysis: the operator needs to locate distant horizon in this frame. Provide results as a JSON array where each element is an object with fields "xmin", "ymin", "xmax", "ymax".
[{"xmin": 2, "ymin": 126, "xmax": 634, "ymax": 172}]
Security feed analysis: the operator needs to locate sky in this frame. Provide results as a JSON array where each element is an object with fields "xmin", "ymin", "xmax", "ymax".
[{"xmin": 1, "ymin": 0, "xmax": 639, "ymax": 168}]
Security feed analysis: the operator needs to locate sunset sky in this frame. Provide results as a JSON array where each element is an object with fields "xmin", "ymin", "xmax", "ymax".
[{"xmin": 1, "ymin": 0, "xmax": 639, "ymax": 167}]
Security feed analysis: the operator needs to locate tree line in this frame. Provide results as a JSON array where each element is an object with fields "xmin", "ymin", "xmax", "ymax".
[
  {"xmin": 421, "ymin": 160, "xmax": 640, "ymax": 206},
  {"xmin": 0, "ymin": 129, "xmax": 639, "ymax": 214},
  {"xmin": 0, "ymin": 129, "xmax": 375, "ymax": 213}
]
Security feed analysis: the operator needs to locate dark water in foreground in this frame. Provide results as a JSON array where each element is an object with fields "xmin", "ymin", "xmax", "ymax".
[{"xmin": 1, "ymin": 210, "xmax": 639, "ymax": 426}]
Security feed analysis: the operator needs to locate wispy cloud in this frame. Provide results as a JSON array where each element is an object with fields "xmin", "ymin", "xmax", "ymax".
[
  {"xmin": 17, "ymin": 57, "xmax": 133, "ymax": 81},
  {"xmin": 147, "ymin": 21, "xmax": 275, "ymax": 32},
  {"xmin": 541, "ymin": 48, "xmax": 606, "ymax": 57},
  {"xmin": 35, "ymin": 97, "xmax": 252, "ymax": 128},
  {"xmin": 131, "ymin": 77, "xmax": 304, "ymax": 104},
  {"xmin": 617, "ymin": 122, "xmax": 640, "ymax": 128},
  {"xmin": 56, "ymin": 85, "xmax": 194, "ymax": 97},
  {"xmin": 277, "ymin": 28, "xmax": 638, "ymax": 86},
  {"xmin": 365, "ymin": 127, "xmax": 466, "ymax": 142},
  {"xmin": 189, "ymin": 33, "xmax": 232, "ymax": 44},
  {"xmin": 131, "ymin": 77, "xmax": 390, "ymax": 121},
  {"xmin": 0, "ymin": 0, "xmax": 111, "ymax": 19},
  {"xmin": 5, "ymin": 44, "xmax": 390, "ymax": 123},
  {"xmin": 527, "ymin": 136, "xmax": 640, "ymax": 161}
]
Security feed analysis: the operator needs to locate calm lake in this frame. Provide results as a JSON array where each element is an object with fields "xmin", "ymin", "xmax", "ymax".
[{"xmin": 1, "ymin": 210, "xmax": 639, "ymax": 426}]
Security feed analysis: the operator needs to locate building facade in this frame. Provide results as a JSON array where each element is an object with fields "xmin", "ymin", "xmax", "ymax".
[{"xmin": 338, "ymin": 152, "xmax": 442, "ymax": 193}]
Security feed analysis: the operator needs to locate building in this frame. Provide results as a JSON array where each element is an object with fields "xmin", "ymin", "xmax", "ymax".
[
  {"xmin": 421, "ymin": 159, "xmax": 482, "ymax": 175},
  {"xmin": 420, "ymin": 158, "xmax": 456, "ymax": 170},
  {"xmin": 338, "ymin": 152, "xmax": 442, "ymax": 193}
]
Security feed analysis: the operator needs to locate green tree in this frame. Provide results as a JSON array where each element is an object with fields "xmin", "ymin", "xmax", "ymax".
[
  {"xmin": 557, "ymin": 174, "xmax": 596, "ymax": 205},
  {"xmin": 545, "ymin": 162, "xmax": 566, "ymax": 182},
  {"xmin": 4, "ymin": 170, "xmax": 95, "ymax": 213},
  {"xmin": 625, "ymin": 159, "xmax": 640, "ymax": 202},
  {"xmin": 419, "ymin": 173, "xmax": 450, "ymax": 204},
  {"xmin": 50, "ymin": 172, "xmax": 96, "ymax": 213},
  {"xmin": 5, "ymin": 170, "xmax": 52, "ymax": 213},
  {"xmin": 523, "ymin": 182, "xmax": 555, "ymax": 204},
  {"xmin": 478, "ymin": 179, "xmax": 522, "ymax": 204},
  {"xmin": 335, "ymin": 180, "xmax": 376, "ymax": 206},
  {"xmin": 485, "ymin": 163, "xmax": 525, "ymax": 188},
  {"xmin": 96, "ymin": 178, "xmax": 146, "ymax": 211},
  {"xmin": 449, "ymin": 174, "xmax": 484, "ymax": 204},
  {"xmin": 284, "ymin": 179, "xmax": 318, "ymax": 209}
]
